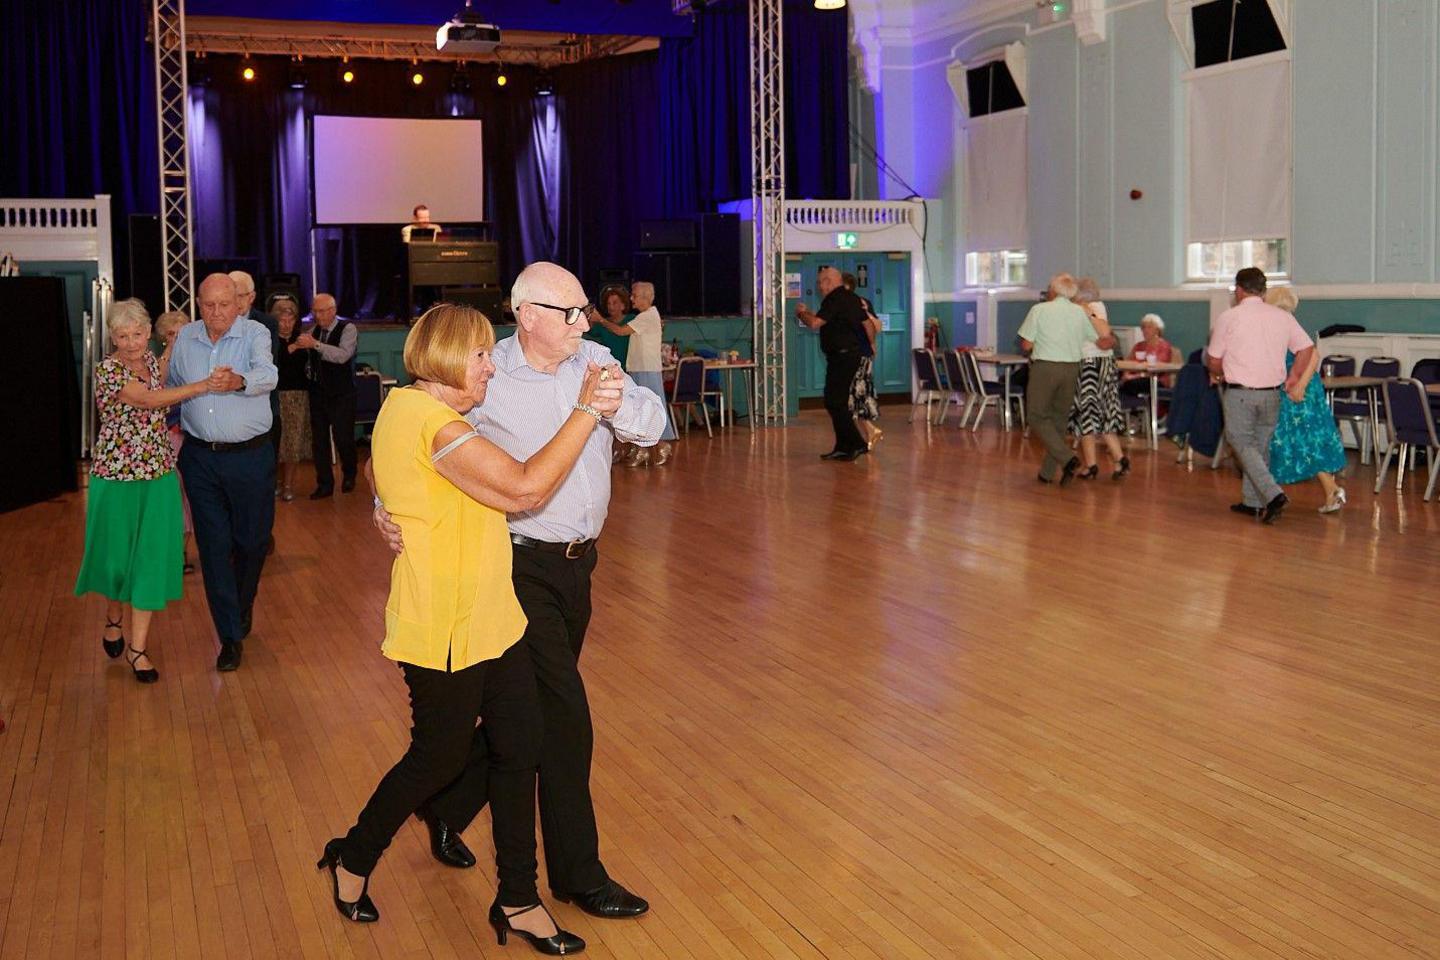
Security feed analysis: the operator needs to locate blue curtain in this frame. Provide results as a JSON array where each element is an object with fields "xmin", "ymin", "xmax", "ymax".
[
  {"xmin": 2, "ymin": 1, "xmax": 850, "ymax": 312},
  {"xmin": 0, "ymin": 0, "xmax": 158, "ymax": 288}
]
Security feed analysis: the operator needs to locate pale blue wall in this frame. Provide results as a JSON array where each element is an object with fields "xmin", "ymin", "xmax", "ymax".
[{"xmin": 858, "ymin": 0, "xmax": 1440, "ymax": 293}]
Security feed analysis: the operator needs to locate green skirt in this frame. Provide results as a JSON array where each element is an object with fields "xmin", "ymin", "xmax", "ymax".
[{"xmin": 74, "ymin": 472, "xmax": 184, "ymax": 611}]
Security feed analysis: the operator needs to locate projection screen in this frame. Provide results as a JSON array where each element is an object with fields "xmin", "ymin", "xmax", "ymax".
[{"xmin": 312, "ymin": 116, "xmax": 484, "ymax": 226}]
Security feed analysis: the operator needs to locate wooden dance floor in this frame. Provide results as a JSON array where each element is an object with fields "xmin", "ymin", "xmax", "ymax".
[{"xmin": 2, "ymin": 411, "xmax": 1438, "ymax": 959}]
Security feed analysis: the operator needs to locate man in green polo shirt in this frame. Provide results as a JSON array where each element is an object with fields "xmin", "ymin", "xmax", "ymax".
[{"xmin": 1017, "ymin": 273, "xmax": 1113, "ymax": 484}]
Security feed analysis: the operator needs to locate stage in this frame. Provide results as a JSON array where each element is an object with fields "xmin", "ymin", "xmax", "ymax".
[{"xmin": 1, "ymin": 413, "xmax": 1437, "ymax": 959}]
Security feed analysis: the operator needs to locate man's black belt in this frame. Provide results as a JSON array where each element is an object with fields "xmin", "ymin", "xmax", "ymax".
[
  {"xmin": 510, "ymin": 533, "xmax": 596, "ymax": 560},
  {"xmin": 182, "ymin": 431, "xmax": 270, "ymax": 452}
]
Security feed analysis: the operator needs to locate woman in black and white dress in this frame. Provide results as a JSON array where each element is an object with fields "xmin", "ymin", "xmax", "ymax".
[{"xmin": 1067, "ymin": 277, "xmax": 1129, "ymax": 480}]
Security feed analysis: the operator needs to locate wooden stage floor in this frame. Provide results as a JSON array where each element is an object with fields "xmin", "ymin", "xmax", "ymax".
[{"xmin": 2, "ymin": 411, "xmax": 1438, "ymax": 959}]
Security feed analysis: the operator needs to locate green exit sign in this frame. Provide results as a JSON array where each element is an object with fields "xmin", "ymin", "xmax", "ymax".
[{"xmin": 835, "ymin": 231, "xmax": 858, "ymax": 250}]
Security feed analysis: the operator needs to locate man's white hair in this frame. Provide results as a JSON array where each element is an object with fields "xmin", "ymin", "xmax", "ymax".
[
  {"xmin": 631, "ymin": 281, "xmax": 655, "ymax": 302},
  {"xmin": 1049, "ymin": 273, "xmax": 1079, "ymax": 300},
  {"xmin": 227, "ymin": 270, "xmax": 256, "ymax": 295},
  {"xmin": 107, "ymin": 298, "xmax": 152, "ymax": 339}
]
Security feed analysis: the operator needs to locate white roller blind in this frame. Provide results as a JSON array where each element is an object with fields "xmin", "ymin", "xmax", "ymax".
[
  {"xmin": 1186, "ymin": 54, "xmax": 1291, "ymax": 243},
  {"xmin": 964, "ymin": 110, "xmax": 1028, "ymax": 252}
]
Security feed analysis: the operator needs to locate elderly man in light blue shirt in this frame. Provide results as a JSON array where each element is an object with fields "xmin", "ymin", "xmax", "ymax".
[
  {"xmin": 168, "ymin": 273, "xmax": 278, "ymax": 672},
  {"xmin": 375, "ymin": 261, "xmax": 663, "ymax": 919}
]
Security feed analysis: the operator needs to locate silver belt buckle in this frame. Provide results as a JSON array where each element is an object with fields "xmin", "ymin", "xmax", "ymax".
[{"xmin": 564, "ymin": 539, "xmax": 587, "ymax": 560}]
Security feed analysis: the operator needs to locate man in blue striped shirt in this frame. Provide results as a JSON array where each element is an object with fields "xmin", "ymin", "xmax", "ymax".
[
  {"xmin": 375, "ymin": 262, "xmax": 665, "ymax": 919},
  {"xmin": 168, "ymin": 273, "xmax": 278, "ymax": 672}
]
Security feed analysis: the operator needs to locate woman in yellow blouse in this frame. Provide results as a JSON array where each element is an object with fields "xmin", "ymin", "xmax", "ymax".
[{"xmin": 320, "ymin": 304, "xmax": 612, "ymax": 955}]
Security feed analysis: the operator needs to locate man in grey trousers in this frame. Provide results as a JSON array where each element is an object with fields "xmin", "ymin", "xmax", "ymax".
[
  {"xmin": 1017, "ymin": 273, "xmax": 1113, "ymax": 484},
  {"xmin": 1205, "ymin": 267, "xmax": 1315, "ymax": 524}
]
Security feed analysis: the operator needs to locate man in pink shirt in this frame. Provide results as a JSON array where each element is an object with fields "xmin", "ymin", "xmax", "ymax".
[{"xmin": 1206, "ymin": 268, "xmax": 1315, "ymax": 524}]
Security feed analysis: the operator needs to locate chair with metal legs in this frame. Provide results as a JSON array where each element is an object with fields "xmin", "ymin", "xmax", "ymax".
[{"xmin": 1375, "ymin": 378, "xmax": 1440, "ymax": 500}]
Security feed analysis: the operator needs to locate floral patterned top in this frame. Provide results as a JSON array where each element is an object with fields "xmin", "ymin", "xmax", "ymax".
[{"xmin": 92, "ymin": 353, "xmax": 176, "ymax": 481}]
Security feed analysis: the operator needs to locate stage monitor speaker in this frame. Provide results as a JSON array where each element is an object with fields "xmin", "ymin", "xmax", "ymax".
[
  {"xmin": 261, "ymin": 273, "xmax": 303, "ymax": 311},
  {"xmin": 638, "ymin": 219, "xmax": 696, "ymax": 250},
  {"xmin": 595, "ymin": 266, "xmax": 630, "ymax": 296},
  {"xmin": 698, "ymin": 213, "xmax": 741, "ymax": 315},
  {"xmin": 127, "ymin": 215, "xmax": 164, "ymax": 317},
  {"xmin": 631, "ymin": 251, "xmax": 702, "ymax": 316}
]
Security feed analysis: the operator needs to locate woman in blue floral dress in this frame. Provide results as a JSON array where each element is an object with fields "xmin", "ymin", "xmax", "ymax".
[{"xmin": 1266, "ymin": 289, "xmax": 1347, "ymax": 513}]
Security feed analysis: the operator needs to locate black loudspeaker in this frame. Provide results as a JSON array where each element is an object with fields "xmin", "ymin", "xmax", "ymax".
[
  {"xmin": 127, "ymin": 214, "xmax": 164, "ymax": 317},
  {"xmin": 595, "ymin": 266, "xmax": 630, "ymax": 294},
  {"xmin": 0, "ymin": 277, "xmax": 80, "ymax": 511},
  {"xmin": 632, "ymin": 251, "xmax": 702, "ymax": 316},
  {"xmin": 638, "ymin": 219, "xmax": 697, "ymax": 250},
  {"xmin": 698, "ymin": 213, "xmax": 741, "ymax": 315},
  {"xmin": 262, "ymin": 273, "xmax": 303, "ymax": 310}
]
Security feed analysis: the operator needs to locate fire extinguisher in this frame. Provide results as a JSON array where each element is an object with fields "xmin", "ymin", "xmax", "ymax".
[{"xmin": 924, "ymin": 318, "xmax": 940, "ymax": 352}]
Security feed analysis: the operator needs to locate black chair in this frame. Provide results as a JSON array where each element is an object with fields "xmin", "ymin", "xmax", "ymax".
[
  {"xmin": 669, "ymin": 356, "xmax": 711, "ymax": 437},
  {"xmin": 910, "ymin": 348, "xmax": 946, "ymax": 424},
  {"xmin": 1376, "ymin": 378, "xmax": 1440, "ymax": 500},
  {"xmin": 1333, "ymin": 356, "xmax": 1399, "ymax": 461},
  {"xmin": 938, "ymin": 349, "xmax": 974, "ymax": 427},
  {"xmin": 1411, "ymin": 357, "xmax": 1440, "ymax": 416}
]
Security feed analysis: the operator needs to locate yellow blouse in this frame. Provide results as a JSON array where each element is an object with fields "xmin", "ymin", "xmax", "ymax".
[{"xmin": 372, "ymin": 387, "xmax": 527, "ymax": 671}]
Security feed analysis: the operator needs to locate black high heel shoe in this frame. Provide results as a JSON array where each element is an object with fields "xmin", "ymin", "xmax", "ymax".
[
  {"xmin": 316, "ymin": 839, "xmax": 379, "ymax": 923},
  {"xmin": 1076, "ymin": 464, "xmax": 1099, "ymax": 480},
  {"xmin": 102, "ymin": 616, "xmax": 124, "ymax": 659},
  {"xmin": 488, "ymin": 900, "xmax": 586, "ymax": 956},
  {"xmin": 125, "ymin": 645, "xmax": 159, "ymax": 684},
  {"xmin": 1112, "ymin": 456, "xmax": 1131, "ymax": 480}
]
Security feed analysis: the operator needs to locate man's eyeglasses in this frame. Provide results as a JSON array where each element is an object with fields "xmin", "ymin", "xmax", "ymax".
[{"xmin": 526, "ymin": 301, "xmax": 595, "ymax": 326}]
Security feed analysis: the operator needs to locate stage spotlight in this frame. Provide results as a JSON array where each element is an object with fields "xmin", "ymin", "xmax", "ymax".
[
  {"xmin": 814, "ymin": 0, "xmax": 846, "ymax": 8},
  {"xmin": 242, "ymin": 64, "xmax": 256, "ymax": 81},
  {"xmin": 190, "ymin": 57, "xmax": 212, "ymax": 86},
  {"xmin": 496, "ymin": 70, "xmax": 508, "ymax": 87},
  {"xmin": 412, "ymin": 70, "xmax": 425, "ymax": 86},
  {"xmin": 342, "ymin": 68, "xmax": 355, "ymax": 83},
  {"xmin": 287, "ymin": 61, "xmax": 307, "ymax": 89},
  {"xmin": 450, "ymin": 67, "xmax": 472, "ymax": 93},
  {"xmin": 534, "ymin": 72, "xmax": 555, "ymax": 96}
]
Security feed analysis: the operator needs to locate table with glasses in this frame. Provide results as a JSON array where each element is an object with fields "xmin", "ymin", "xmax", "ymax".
[
  {"xmin": 1322, "ymin": 374, "xmax": 1386, "ymax": 465},
  {"xmin": 661, "ymin": 359, "xmax": 757, "ymax": 431},
  {"xmin": 970, "ymin": 352, "xmax": 1029, "ymax": 431},
  {"xmin": 1115, "ymin": 360, "xmax": 1184, "ymax": 449}
]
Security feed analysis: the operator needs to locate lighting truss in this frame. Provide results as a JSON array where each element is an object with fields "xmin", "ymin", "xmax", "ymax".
[
  {"xmin": 750, "ymin": 0, "xmax": 786, "ymax": 424},
  {"xmin": 153, "ymin": 0, "xmax": 195, "ymax": 316}
]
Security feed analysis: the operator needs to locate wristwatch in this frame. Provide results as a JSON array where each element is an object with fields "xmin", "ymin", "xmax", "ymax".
[{"xmin": 237, "ymin": 375, "xmax": 247, "ymax": 392}]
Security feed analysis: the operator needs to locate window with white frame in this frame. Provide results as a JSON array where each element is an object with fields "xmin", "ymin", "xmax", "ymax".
[
  {"xmin": 1184, "ymin": 53, "xmax": 1291, "ymax": 282},
  {"xmin": 1183, "ymin": 1, "xmax": 1290, "ymax": 283},
  {"xmin": 966, "ymin": 250, "xmax": 1028, "ymax": 287},
  {"xmin": 958, "ymin": 51, "xmax": 1028, "ymax": 288}
]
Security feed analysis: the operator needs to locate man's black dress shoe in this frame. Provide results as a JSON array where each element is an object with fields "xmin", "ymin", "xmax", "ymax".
[
  {"xmin": 341, "ymin": 477, "xmax": 356, "ymax": 493},
  {"xmin": 216, "ymin": 642, "xmax": 243, "ymax": 672},
  {"xmin": 553, "ymin": 879, "xmax": 649, "ymax": 919},
  {"xmin": 310, "ymin": 487, "xmax": 334, "ymax": 500},
  {"xmin": 1261, "ymin": 492, "xmax": 1288, "ymax": 525},
  {"xmin": 819, "ymin": 450, "xmax": 844, "ymax": 460},
  {"xmin": 1230, "ymin": 502, "xmax": 1259, "ymax": 516},
  {"xmin": 418, "ymin": 809, "xmax": 476, "ymax": 868},
  {"xmin": 1058, "ymin": 456, "xmax": 1081, "ymax": 487}
]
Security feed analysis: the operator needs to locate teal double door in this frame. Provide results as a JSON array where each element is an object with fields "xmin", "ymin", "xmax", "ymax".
[{"xmin": 785, "ymin": 252, "xmax": 911, "ymax": 399}]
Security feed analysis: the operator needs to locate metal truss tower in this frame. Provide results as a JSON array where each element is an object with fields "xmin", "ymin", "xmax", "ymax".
[
  {"xmin": 153, "ymin": 0, "xmax": 196, "ymax": 316},
  {"xmin": 750, "ymin": 0, "xmax": 786, "ymax": 423}
]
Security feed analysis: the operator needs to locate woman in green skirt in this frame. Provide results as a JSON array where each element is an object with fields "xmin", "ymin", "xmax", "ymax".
[{"xmin": 75, "ymin": 299, "xmax": 217, "ymax": 682}]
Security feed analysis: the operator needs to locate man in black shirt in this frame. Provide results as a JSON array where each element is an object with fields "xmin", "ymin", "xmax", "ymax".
[{"xmin": 797, "ymin": 266, "xmax": 869, "ymax": 460}]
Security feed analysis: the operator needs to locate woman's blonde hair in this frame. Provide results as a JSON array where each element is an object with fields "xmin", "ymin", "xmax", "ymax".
[
  {"xmin": 1264, "ymin": 286, "xmax": 1299, "ymax": 313},
  {"xmin": 153, "ymin": 309, "xmax": 188, "ymax": 341},
  {"xmin": 107, "ymin": 298, "xmax": 151, "ymax": 345},
  {"xmin": 404, "ymin": 303, "xmax": 496, "ymax": 388}
]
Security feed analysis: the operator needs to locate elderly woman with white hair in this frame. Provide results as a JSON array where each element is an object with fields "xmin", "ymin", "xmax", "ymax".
[
  {"xmin": 1122, "ymin": 313, "xmax": 1176, "ymax": 391},
  {"xmin": 74, "ymin": 299, "xmax": 219, "ymax": 683}
]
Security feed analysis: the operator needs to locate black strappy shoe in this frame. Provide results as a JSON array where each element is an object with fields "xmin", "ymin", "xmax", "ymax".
[
  {"xmin": 102, "ymin": 617, "xmax": 125, "ymax": 659},
  {"xmin": 316, "ymin": 839, "xmax": 379, "ymax": 923},
  {"xmin": 1076, "ymin": 464, "xmax": 1099, "ymax": 480},
  {"xmin": 488, "ymin": 900, "xmax": 586, "ymax": 955},
  {"xmin": 125, "ymin": 645, "xmax": 159, "ymax": 684},
  {"xmin": 1112, "ymin": 456, "xmax": 1131, "ymax": 480}
]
